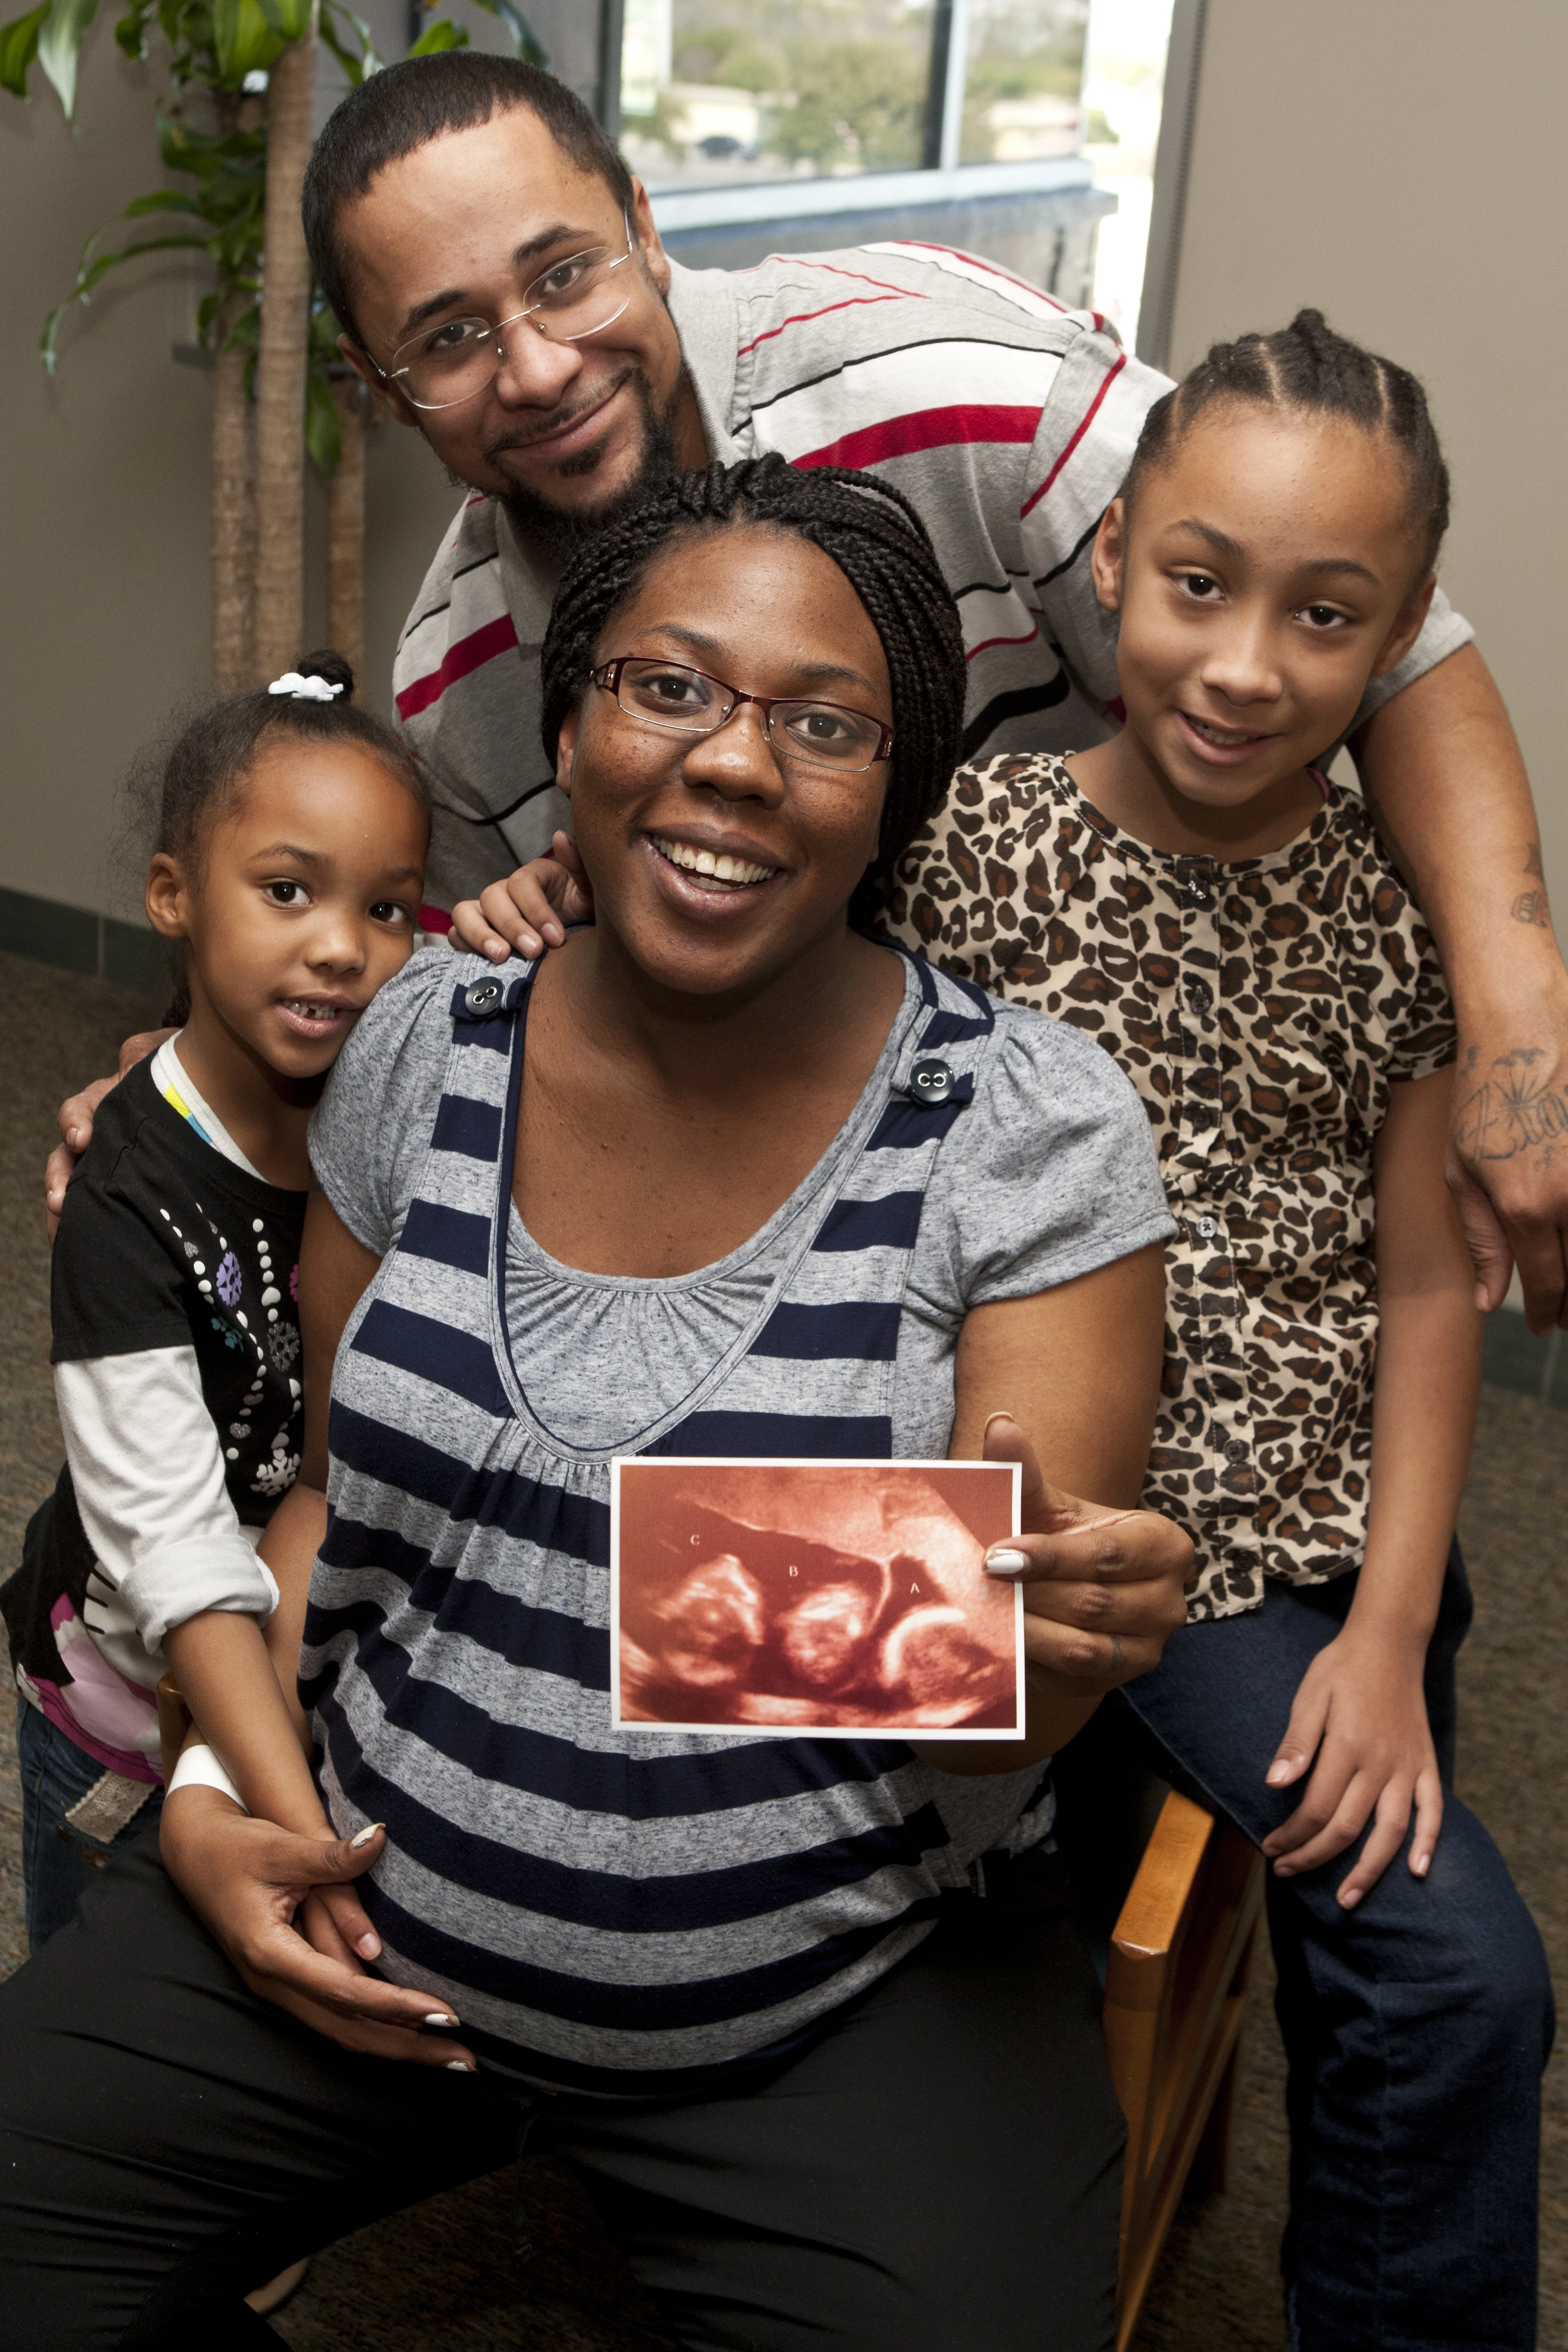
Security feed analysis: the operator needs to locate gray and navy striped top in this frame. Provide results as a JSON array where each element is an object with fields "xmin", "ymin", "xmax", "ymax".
[{"xmin": 302, "ymin": 945, "xmax": 1172, "ymax": 2087}]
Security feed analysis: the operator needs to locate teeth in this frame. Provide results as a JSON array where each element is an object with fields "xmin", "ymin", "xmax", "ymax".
[
  {"xmin": 653, "ymin": 837, "xmax": 774, "ymax": 887},
  {"xmin": 1187, "ymin": 716, "xmax": 1261, "ymax": 746},
  {"xmin": 286, "ymin": 1000, "xmax": 342, "ymax": 1021}
]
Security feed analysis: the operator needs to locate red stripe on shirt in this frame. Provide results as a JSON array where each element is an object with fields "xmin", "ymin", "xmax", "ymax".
[
  {"xmin": 736, "ymin": 292, "xmax": 908, "ymax": 358},
  {"xmin": 396, "ymin": 613, "xmax": 519, "ymax": 720},
  {"xmin": 1020, "ymin": 353, "xmax": 1127, "ymax": 517},
  {"xmin": 794, "ymin": 404, "xmax": 1043, "ymax": 471},
  {"xmin": 893, "ymin": 239, "xmax": 1071, "ymax": 314},
  {"xmin": 966, "ymin": 626, "xmax": 1040, "ymax": 661}
]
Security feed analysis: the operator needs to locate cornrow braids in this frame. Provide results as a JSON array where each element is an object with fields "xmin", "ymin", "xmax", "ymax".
[
  {"xmin": 540, "ymin": 454, "xmax": 967, "ymax": 911},
  {"xmin": 1120, "ymin": 308, "xmax": 1450, "ymax": 578}
]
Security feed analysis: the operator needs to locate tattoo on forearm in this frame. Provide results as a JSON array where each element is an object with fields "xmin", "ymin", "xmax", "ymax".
[
  {"xmin": 1455, "ymin": 1046, "xmax": 1568, "ymax": 1162},
  {"xmin": 1512, "ymin": 844, "xmax": 1552, "ymax": 927}
]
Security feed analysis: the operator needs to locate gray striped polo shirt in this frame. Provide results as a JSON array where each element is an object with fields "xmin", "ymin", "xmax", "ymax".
[{"xmin": 302, "ymin": 944, "xmax": 1172, "ymax": 2088}]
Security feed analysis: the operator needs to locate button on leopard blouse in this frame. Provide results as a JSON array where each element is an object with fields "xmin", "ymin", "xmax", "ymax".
[{"xmin": 881, "ymin": 753, "xmax": 1457, "ymax": 1621}]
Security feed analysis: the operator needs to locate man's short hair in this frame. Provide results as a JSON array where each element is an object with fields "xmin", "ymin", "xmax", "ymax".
[{"xmin": 303, "ymin": 54, "xmax": 636, "ymax": 352}]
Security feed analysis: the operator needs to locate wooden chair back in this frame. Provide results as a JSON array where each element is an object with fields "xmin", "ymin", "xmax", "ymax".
[{"xmin": 1102, "ymin": 1789, "xmax": 1265, "ymax": 2350}]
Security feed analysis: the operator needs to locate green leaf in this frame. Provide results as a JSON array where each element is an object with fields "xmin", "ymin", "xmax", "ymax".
[
  {"xmin": 256, "ymin": 0, "xmax": 309, "ymax": 40},
  {"xmin": 41, "ymin": 224, "xmax": 206, "ymax": 369},
  {"xmin": 0, "ymin": 1, "xmax": 49, "ymax": 97},
  {"xmin": 211, "ymin": 0, "xmax": 282, "ymax": 84},
  {"xmin": 407, "ymin": 14, "xmax": 464, "ymax": 54},
  {"xmin": 123, "ymin": 185, "xmax": 200, "ymax": 213},
  {"xmin": 36, "ymin": 0, "xmax": 98, "ymax": 116},
  {"xmin": 112, "ymin": 0, "xmax": 150, "ymax": 56},
  {"xmin": 306, "ymin": 366, "xmax": 341, "ymax": 474},
  {"xmin": 465, "ymin": 0, "xmax": 543, "ymax": 66}
]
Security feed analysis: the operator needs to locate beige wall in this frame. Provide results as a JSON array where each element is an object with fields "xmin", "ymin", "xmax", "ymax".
[{"xmin": 1171, "ymin": 0, "xmax": 1568, "ymax": 912}]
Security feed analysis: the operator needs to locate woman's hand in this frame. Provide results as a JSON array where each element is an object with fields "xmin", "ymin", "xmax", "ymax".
[
  {"xmin": 160, "ymin": 1789, "xmax": 477, "ymax": 2068},
  {"xmin": 980, "ymin": 1413, "xmax": 1192, "ymax": 1688},
  {"xmin": 1261, "ymin": 1630, "xmax": 1443, "ymax": 1906},
  {"xmin": 447, "ymin": 831, "xmax": 594, "ymax": 963}
]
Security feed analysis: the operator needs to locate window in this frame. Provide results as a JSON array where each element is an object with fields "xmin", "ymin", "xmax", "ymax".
[{"xmin": 617, "ymin": 1, "xmax": 1093, "ymax": 197}]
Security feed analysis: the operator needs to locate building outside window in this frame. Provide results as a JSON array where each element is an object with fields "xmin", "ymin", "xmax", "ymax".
[
  {"xmin": 616, "ymin": 1, "xmax": 1089, "ymax": 195},
  {"xmin": 614, "ymin": 0, "xmax": 1178, "ymax": 350}
]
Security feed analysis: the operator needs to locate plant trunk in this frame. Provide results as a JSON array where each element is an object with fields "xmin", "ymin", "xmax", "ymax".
[
  {"xmin": 210, "ymin": 288, "xmax": 256, "ymax": 690},
  {"xmin": 253, "ymin": 11, "xmax": 318, "ymax": 681},
  {"xmin": 326, "ymin": 375, "xmax": 367, "ymax": 684}
]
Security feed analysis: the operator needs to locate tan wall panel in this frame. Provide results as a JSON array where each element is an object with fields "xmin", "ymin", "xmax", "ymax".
[{"xmin": 1170, "ymin": 0, "xmax": 1568, "ymax": 916}]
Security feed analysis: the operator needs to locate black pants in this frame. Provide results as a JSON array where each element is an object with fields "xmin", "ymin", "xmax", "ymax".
[{"xmin": 0, "ymin": 1832, "xmax": 1122, "ymax": 2352}]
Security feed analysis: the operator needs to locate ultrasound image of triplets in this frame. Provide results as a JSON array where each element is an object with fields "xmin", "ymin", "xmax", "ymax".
[{"xmin": 616, "ymin": 1465, "xmax": 1019, "ymax": 1731}]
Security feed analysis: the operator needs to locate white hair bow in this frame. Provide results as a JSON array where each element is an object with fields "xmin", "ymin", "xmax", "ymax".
[{"xmin": 268, "ymin": 671, "xmax": 344, "ymax": 702}]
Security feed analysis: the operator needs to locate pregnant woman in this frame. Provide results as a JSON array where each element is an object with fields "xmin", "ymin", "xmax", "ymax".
[{"xmin": 1, "ymin": 459, "xmax": 1190, "ymax": 2352}]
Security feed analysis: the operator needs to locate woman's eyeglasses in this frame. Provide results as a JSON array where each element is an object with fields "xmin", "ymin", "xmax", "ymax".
[
  {"xmin": 591, "ymin": 658, "xmax": 895, "ymax": 773},
  {"xmin": 382, "ymin": 215, "xmax": 638, "ymax": 413}
]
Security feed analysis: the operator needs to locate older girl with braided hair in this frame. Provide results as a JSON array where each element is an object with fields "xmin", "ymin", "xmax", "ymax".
[{"xmin": 0, "ymin": 457, "xmax": 1193, "ymax": 2350}]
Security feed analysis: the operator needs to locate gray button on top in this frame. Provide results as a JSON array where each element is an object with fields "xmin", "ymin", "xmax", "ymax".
[
  {"xmin": 909, "ymin": 1057, "xmax": 956, "ymax": 1105},
  {"xmin": 1224, "ymin": 1438, "xmax": 1249, "ymax": 1465},
  {"xmin": 1196, "ymin": 1215, "xmax": 1218, "ymax": 1240},
  {"xmin": 463, "ymin": 977, "xmax": 505, "ymax": 1016}
]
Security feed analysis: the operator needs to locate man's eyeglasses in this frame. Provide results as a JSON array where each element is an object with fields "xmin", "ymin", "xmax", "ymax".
[
  {"xmin": 591, "ymin": 657, "xmax": 895, "ymax": 773},
  {"xmin": 381, "ymin": 213, "xmax": 638, "ymax": 413}
]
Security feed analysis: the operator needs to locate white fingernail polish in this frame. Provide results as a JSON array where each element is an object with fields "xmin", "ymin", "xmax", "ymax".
[
  {"xmin": 348, "ymin": 1821, "xmax": 384, "ymax": 1850},
  {"xmin": 445, "ymin": 2059, "xmax": 476, "ymax": 2073},
  {"xmin": 984, "ymin": 1547, "xmax": 1030, "ymax": 1574},
  {"xmin": 424, "ymin": 2013, "xmax": 457, "ymax": 2028}
]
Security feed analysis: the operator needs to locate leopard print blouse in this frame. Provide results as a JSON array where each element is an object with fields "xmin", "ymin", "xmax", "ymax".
[{"xmin": 881, "ymin": 753, "xmax": 1456, "ymax": 1621}]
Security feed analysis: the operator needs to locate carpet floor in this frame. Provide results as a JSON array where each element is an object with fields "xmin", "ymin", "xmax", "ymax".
[{"xmin": 0, "ymin": 946, "xmax": 1560, "ymax": 2348}]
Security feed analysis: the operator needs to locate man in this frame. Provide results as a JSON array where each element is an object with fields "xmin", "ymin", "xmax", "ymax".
[{"xmin": 47, "ymin": 45, "xmax": 1568, "ymax": 1333}]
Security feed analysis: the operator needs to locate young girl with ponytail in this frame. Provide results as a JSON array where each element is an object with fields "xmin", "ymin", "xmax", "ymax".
[{"xmin": 5, "ymin": 652, "xmax": 430, "ymax": 1949}]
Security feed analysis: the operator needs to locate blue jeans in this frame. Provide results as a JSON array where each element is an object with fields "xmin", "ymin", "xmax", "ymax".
[
  {"xmin": 16, "ymin": 1701, "xmax": 163, "ymax": 1954},
  {"xmin": 1108, "ymin": 1543, "xmax": 1553, "ymax": 2351}
]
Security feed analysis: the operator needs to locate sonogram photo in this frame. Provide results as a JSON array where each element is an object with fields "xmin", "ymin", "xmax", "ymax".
[{"xmin": 610, "ymin": 1459, "xmax": 1023, "ymax": 1737}]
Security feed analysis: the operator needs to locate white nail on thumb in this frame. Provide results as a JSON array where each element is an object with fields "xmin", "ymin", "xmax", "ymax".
[
  {"xmin": 445, "ymin": 2059, "xmax": 477, "ymax": 2073},
  {"xmin": 984, "ymin": 1547, "xmax": 1030, "ymax": 1575},
  {"xmin": 348, "ymin": 1821, "xmax": 384, "ymax": 1850}
]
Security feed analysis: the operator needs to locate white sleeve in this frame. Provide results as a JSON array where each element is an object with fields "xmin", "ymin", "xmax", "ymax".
[{"xmin": 55, "ymin": 1349, "xmax": 280, "ymax": 1655}]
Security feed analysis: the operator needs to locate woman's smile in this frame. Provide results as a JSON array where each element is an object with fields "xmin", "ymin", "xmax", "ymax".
[{"xmin": 646, "ymin": 832, "xmax": 784, "ymax": 896}]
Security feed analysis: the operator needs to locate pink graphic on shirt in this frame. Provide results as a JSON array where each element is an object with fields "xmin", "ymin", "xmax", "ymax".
[{"xmin": 33, "ymin": 1597, "xmax": 162, "ymax": 1782}]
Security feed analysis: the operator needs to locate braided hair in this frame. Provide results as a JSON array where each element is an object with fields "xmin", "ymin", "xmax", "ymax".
[
  {"xmin": 539, "ymin": 454, "xmax": 966, "ymax": 903},
  {"xmin": 1120, "ymin": 309, "xmax": 1450, "ymax": 579}
]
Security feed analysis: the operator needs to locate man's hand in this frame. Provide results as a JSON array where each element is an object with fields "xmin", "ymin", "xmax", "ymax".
[
  {"xmin": 979, "ymin": 1413, "xmax": 1193, "ymax": 1688},
  {"xmin": 1260, "ymin": 1631, "xmax": 1442, "ymax": 1908},
  {"xmin": 160, "ymin": 1791, "xmax": 477, "ymax": 2068},
  {"xmin": 45, "ymin": 1027, "xmax": 171, "ymax": 1240},
  {"xmin": 1448, "ymin": 1007, "xmax": 1568, "ymax": 1330},
  {"xmin": 447, "ymin": 831, "xmax": 595, "ymax": 964}
]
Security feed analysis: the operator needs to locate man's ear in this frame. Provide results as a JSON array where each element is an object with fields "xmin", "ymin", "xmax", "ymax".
[
  {"xmin": 146, "ymin": 853, "xmax": 192, "ymax": 940},
  {"xmin": 629, "ymin": 178, "xmax": 671, "ymax": 299},
  {"xmin": 1090, "ymin": 499, "xmax": 1128, "ymax": 615},
  {"xmin": 336, "ymin": 333, "xmax": 419, "ymax": 429},
  {"xmin": 555, "ymin": 701, "xmax": 581, "ymax": 799},
  {"xmin": 1370, "ymin": 571, "xmax": 1437, "ymax": 679}
]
